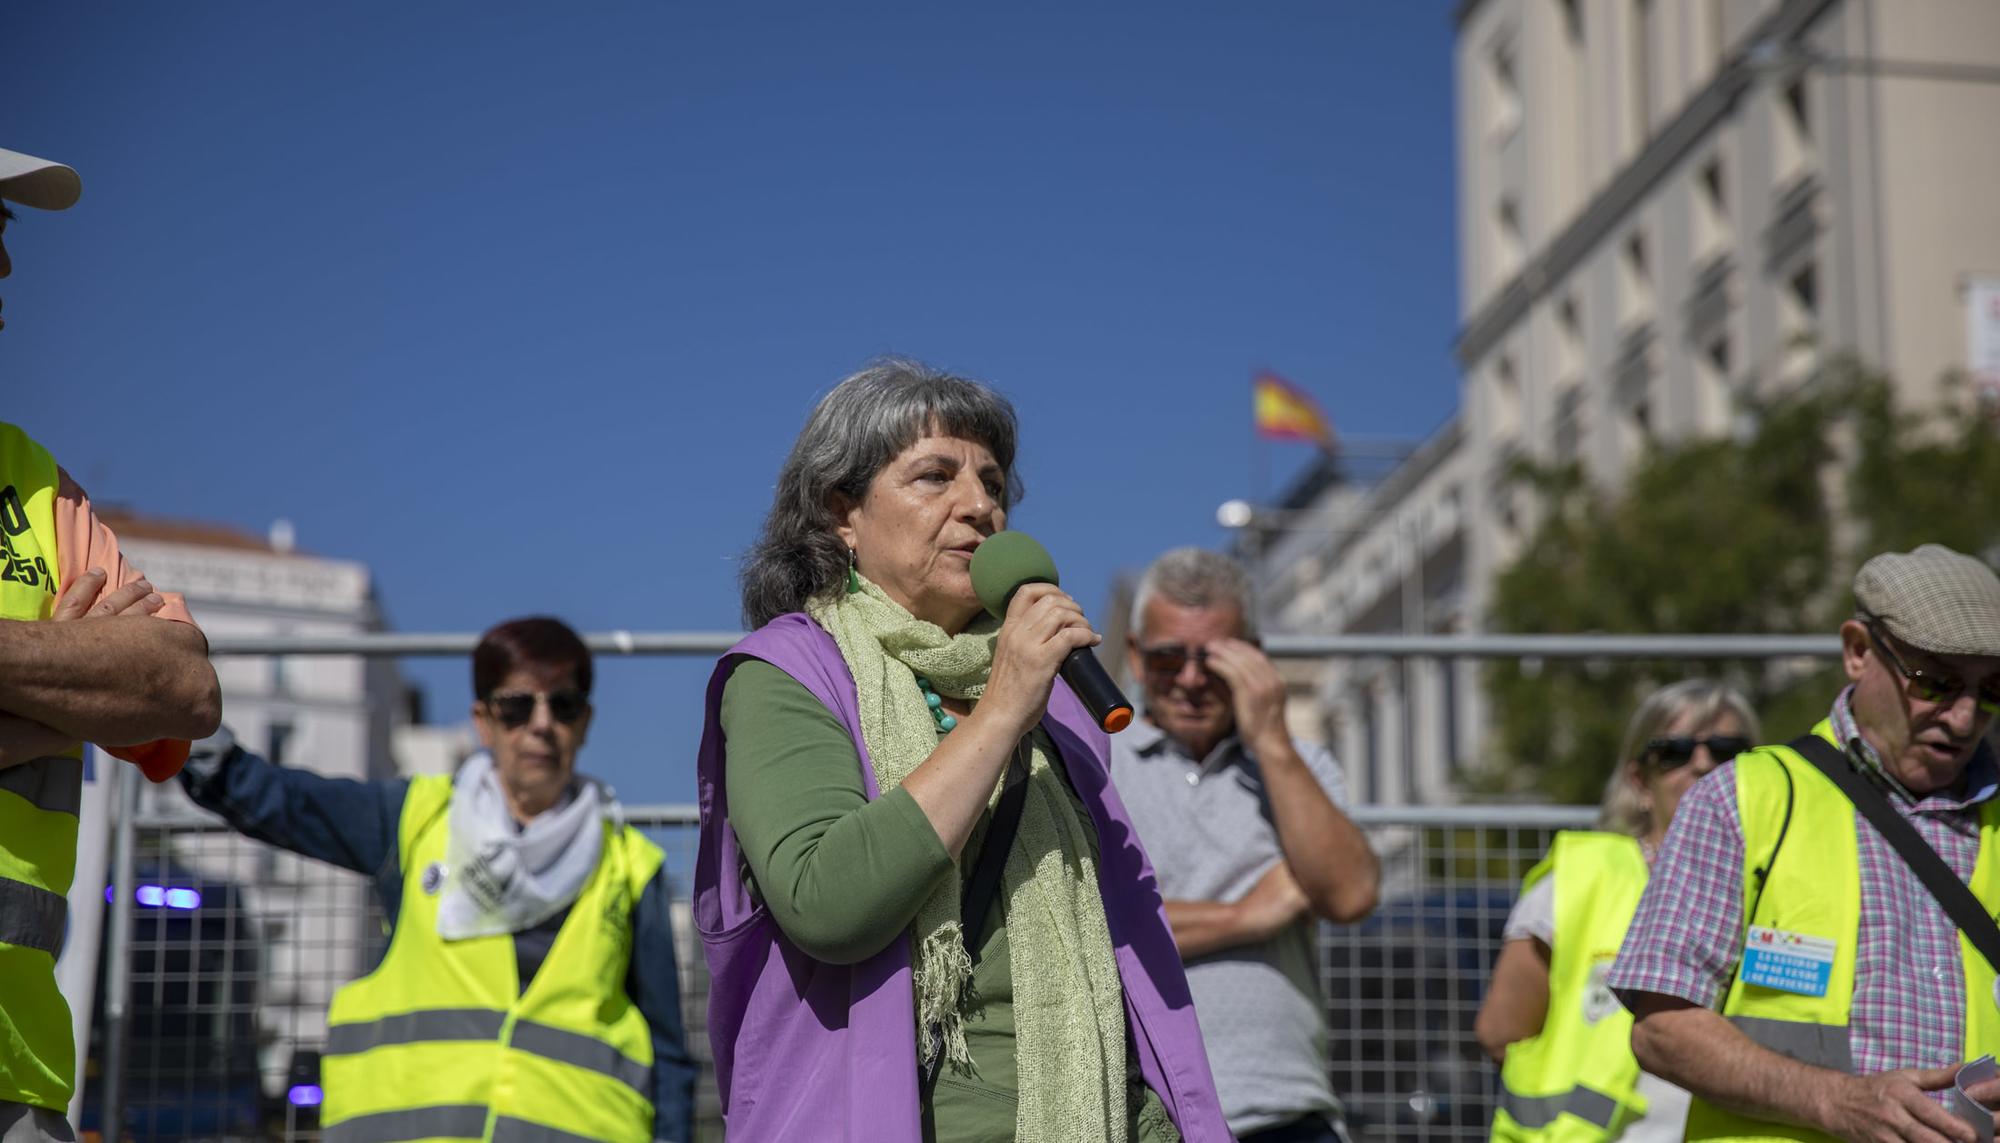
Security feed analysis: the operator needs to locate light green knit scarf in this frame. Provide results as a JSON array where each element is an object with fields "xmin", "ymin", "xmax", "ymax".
[{"xmin": 808, "ymin": 575, "xmax": 1130, "ymax": 1141}]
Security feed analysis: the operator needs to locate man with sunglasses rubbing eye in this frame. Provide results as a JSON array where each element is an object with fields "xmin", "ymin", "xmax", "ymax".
[
  {"xmin": 177, "ymin": 617, "xmax": 695, "ymax": 1143},
  {"xmin": 1609, "ymin": 545, "xmax": 2000, "ymax": 1143},
  {"xmin": 1108, "ymin": 548, "xmax": 1380, "ymax": 1143}
]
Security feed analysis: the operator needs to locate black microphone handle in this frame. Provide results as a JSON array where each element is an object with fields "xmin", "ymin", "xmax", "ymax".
[{"xmin": 1059, "ymin": 646, "xmax": 1135, "ymax": 733}]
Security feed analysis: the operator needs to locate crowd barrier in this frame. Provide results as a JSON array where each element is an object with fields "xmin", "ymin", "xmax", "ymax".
[
  {"xmin": 89, "ymin": 803, "xmax": 1596, "ymax": 1142},
  {"xmin": 82, "ymin": 628, "xmax": 1829, "ymax": 1139}
]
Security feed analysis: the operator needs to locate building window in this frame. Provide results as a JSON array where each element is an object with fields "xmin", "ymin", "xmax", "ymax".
[
  {"xmin": 1360, "ymin": 687, "xmax": 1381, "ymax": 804},
  {"xmin": 1789, "ymin": 264, "xmax": 1818, "ymax": 317},
  {"xmin": 1697, "ymin": 335, "xmax": 1734, "ymax": 431},
  {"xmin": 1620, "ymin": 230, "xmax": 1654, "ymax": 327},
  {"xmin": 1490, "ymin": 354, "xmax": 1523, "ymax": 444},
  {"xmin": 1784, "ymin": 78, "xmax": 1811, "ymax": 141},
  {"xmin": 1490, "ymin": 39, "xmax": 1522, "ymax": 142},
  {"xmin": 1776, "ymin": 259, "xmax": 1821, "ymax": 382},
  {"xmin": 1496, "ymin": 195, "xmax": 1524, "ymax": 275},
  {"xmin": 1695, "ymin": 155, "xmax": 1731, "ymax": 260},
  {"xmin": 268, "ymin": 721, "xmax": 295, "ymax": 769},
  {"xmin": 1554, "ymin": 292, "xmax": 1586, "ymax": 383},
  {"xmin": 1630, "ymin": 0, "xmax": 1657, "ymax": 148},
  {"xmin": 1708, "ymin": 336, "xmax": 1732, "ymax": 377},
  {"xmin": 1554, "ymin": 386, "xmax": 1586, "ymax": 466},
  {"xmin": 1775, "ymin": 76, "xmax": 1816, "ymax": 185}
]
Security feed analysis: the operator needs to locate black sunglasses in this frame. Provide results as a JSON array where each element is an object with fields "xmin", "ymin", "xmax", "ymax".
[
  {"xmin": 1133, "ymin": 642, "xmax": 1211, "ymax": 677},
  {"xmin": 484, "ymin": 689, "xmax": 588, "ymax": 729},
  {"xmin": 1643, "ymin": 735, "xmax": 1751, "ymax": 769},
  {"xmin": 1865, "ymin": 621, "xmax": 2000, "ymax": 714}
]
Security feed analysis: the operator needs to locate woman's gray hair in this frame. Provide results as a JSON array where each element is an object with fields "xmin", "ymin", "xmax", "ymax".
[
  {"xmin": 1129, "ymin": 547, "xmax": 1258, "ymax": 639},
  {"xmin": 739, "ymin": 357, "xmax": 1024, "ymax": 628},
  {"xmin": 1598, "ymin": 678, "xmax": 1761, "ymax": 838}
]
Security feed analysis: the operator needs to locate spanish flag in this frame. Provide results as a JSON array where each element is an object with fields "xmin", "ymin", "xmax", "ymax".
[{"xmin": 1253, "ymin": 372, "xmax": 1336, "ymax": 453}]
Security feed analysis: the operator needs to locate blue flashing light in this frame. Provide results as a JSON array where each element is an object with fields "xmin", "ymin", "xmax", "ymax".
[
  {"xmin": 110, "ymin": 884, "xmax": 206, "ymax": 909},
  {"xmin": 288, "ymin": 1084, "xmax": 324, "ymax": 1107}
]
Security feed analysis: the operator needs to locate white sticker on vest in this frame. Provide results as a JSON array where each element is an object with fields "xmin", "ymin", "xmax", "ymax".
[
  {"xmin": 1741, "ymin": 926, "xmax": 1836, "ymax": 997},
  {"xmin": 1582, "ymin": 956, "xmax": 1620, "ymax": 1024}
]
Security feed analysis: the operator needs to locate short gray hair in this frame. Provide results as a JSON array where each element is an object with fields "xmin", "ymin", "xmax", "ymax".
[
  {"xmin": 1598, "ymin": 678, "xmax": 1761, "ymax": 837},
  {"xmin": 739, "ymin": 357, "xmax": 1023, "ymax": 628},
  {"xmin": 1129, "ymin": 547, "xmax": 1258, "ymax": 639}
]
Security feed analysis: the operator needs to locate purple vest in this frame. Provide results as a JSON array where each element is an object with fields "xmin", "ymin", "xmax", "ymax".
[{"xmin": 694, "ymin": 614, "xmax": 1229, "ymax": 1141}]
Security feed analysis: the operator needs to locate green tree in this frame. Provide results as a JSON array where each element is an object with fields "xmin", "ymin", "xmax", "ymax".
[{"xmin": 1479, "ymin": 362, "xmax": 1998, "ymax": 802}]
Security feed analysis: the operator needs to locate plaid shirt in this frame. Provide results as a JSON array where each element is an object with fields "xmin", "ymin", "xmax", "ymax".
[{"xmin": 1608, "ymin": 687, "xmax": 2000, "ymax": 1079}]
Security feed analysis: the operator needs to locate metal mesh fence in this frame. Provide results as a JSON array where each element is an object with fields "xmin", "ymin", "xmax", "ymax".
[{"xmin": 85, "ymin": 804, "xmax": 1593, "ymax": 1143}]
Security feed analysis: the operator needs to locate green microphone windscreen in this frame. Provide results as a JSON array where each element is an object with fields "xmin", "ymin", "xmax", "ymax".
[{"xmin": 970, "ymin": 531, "xmax": 1060, "ymax": 618}]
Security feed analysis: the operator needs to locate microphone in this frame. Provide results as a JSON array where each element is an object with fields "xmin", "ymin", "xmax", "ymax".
[{"xmin": 970, "ymin": 531, "xmax": 1135, "ymax": 734}]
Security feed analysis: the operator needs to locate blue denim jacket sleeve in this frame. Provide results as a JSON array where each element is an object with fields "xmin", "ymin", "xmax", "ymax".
[
  {"xmin": 177, "ymin": 735, "xmax": 409, "ymax": 908},
  {"xmin": 628, "ymin": 867, "xmax": 697, "ymax": 1143}
]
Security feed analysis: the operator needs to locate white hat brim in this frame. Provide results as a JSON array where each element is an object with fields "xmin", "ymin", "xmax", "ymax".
[{"xmin": 0, "ymin": 147, "xmax": 82, "ymax": 211}]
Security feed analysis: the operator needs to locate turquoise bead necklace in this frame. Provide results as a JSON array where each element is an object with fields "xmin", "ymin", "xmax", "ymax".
[{"xmin": 915, "ymin": 676, "xmax": 957, "ymax": 733}]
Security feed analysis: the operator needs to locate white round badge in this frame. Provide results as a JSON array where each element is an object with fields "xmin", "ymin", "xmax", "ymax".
[{"xmin": 422, "ymin": 861, "xmax": 448, "ymax": 896}]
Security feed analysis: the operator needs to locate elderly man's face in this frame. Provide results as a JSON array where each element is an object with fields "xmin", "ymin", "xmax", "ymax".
[
  {"xmin": 1130, "ymin": 596, "xmax": 1247, "ymax": 755},
  {"xmin": 1843, "ymin": 619, "xmax": 2000, "ymax": 794}
]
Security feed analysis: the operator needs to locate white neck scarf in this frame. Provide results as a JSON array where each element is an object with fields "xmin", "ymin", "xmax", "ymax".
[{"xmin": 435, "ymin": 750, "xmax": 609, "ymax": 941}]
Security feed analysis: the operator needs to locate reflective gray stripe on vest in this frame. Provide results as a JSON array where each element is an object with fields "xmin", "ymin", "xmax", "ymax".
[
  {"xmin": 509, "ymin": 1018, "xmax": 651, "ymax": 1098},
  {"xmin": 324, "ymin": 1008, "xmax": 506, "ymax": 1056},
  {"xmin": 325, "ymin": 1010, "xmax": 648, "ymax": 1099},
  {"xmin": 1500, "ymin": 1084, "xmax": 1620, "ymax": 1130},
  {"xmin": 1730, "ymin": 1015, "xmax": 1855, "ymax": 1072},
  {"xmin": 0, "ymin": 755, "xmax": 83, "ymax": 817},
  {"xmin": 491, "ymin": 1115, "xmax": 608, "ymax": 1143},
  {"xmin": 324, "ymin": 1104, "xmax": 489, "ymax": 1141},
  {"xmin": 0, "ymin": 876, "xmax": 67, "ymax": 956}
]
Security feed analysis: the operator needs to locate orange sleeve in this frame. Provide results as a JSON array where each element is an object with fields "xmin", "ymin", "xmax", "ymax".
[{"xmin": 53, "ymin": 467, "xmax": 202, "ymax": 781}]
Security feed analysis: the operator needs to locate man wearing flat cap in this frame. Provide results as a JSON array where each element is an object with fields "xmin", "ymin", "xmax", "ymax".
[
  {"xmin": 1608, "ymin": 544, "xmax": 2000, "ymax": 1142},
  {"xmin": 0, "ymin": 145, "xmax": 221, "ymax": 1142}
]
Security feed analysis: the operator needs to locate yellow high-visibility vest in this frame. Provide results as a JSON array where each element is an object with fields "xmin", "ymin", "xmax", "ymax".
[
  {"xmin": 1687, "ymin": 719, "xmax": 2000, "ymax": 1141},
  {"xmin": 1491, "ymin": 831, "xmax": 1651, "ymax": 1142},
  {"xmin": 0, "ymin": 421, "xmax": 85, "ymax": 1112},
  {"xmin": 320, "ymin": 774, "xmax": 665, "ymax": 1143}
]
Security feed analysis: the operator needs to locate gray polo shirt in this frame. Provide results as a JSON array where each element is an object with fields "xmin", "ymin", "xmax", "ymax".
[{"xmin": 1109, "ymin": 719, "xmax": 1349, "ymax": 1135}]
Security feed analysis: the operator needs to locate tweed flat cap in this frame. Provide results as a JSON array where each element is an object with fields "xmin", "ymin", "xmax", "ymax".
[{"xmin": 1854, "ymin": 544, "xmax": 2000, "ymax": 657}]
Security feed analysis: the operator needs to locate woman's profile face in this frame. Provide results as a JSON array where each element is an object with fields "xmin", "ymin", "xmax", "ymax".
[{"xmin": 834, "ymin": 432, "xmax": 1006, "ymax": 631}]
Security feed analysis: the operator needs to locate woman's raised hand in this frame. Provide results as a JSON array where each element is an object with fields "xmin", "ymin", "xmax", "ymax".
[{"xmin": 981, "ymin": 582, "xmax": 1101, "ymax": 734}]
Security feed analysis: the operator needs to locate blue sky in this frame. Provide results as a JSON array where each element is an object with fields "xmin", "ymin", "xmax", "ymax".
[{"xmin": 3, "ymin": 2, "xmax": 1461, "ymax": 805}]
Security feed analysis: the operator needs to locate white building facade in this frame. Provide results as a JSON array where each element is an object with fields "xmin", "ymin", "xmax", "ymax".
[
  {"xmin": 112, "ymin": 514, "xmax": 406, "ymax": 1100},
  {"xmin": 1252, "ymin": 0, "xmax": 2000, "ymax": 802}
]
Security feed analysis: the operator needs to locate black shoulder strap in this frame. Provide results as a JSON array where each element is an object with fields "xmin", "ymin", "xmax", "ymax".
[
  {"xmin": 1788, "ymin": 733, "xmax": 2000, "ymax": 976},
  {"xmin": 960, "ymin": 743, "xmax": 1031, "ymax": 960},
  {"xmin": 921, "ymin": 743, "xmax": 1031, "ymax": 1090}
]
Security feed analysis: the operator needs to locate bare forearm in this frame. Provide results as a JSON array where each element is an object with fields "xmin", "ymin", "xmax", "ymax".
[
  {"xmin": 1475, "ymin": 939, "xmax": 1551, "ymax": 1065},
  {"xmin": 0, "ymin": 713, "xmax": 77, "ymax": 771},
  {"xmin": 1256, "ymin": 738, "xmax": 1380, "ymax": 921},
  {"xmin": 1631, "ymin": 1004, "xmax": 1839, "ymax": 1132},
  {"xmin": 1163, "ymin": 899, "xmax": 1258, "ymax": 959},
  {"xmin": 899, "ymin": 703, "xmax": 1032, "ymax": 859},
  {"xmin": 0, "ymin": 616, "xmax": 220, "ymax": 745}
]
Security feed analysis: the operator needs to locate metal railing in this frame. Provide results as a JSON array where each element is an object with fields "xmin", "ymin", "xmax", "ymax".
[
  {"xmin": 201, "ymin": 630, "xmax": 1842, "ymax": 660},
  {"xmin": 88, "ymin": 803, "xmax": 1596, "ymax": 1143},
  {"xmin": 81, "ymin": 628, "xmax": 1827, "ymax": 1140}
]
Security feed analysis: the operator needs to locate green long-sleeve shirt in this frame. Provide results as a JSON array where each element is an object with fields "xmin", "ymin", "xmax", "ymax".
[{"xmin": 719, "ymin": 659, "xmax": 1175, "ymax": 1143}]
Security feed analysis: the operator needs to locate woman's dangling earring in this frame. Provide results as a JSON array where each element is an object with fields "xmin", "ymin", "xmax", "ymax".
[{"xmin": 846, "ymin": 546, "xmax": 861, "ymax": 594}]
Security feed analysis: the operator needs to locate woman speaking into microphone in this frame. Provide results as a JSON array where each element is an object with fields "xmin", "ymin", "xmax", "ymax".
[{"xmin": 694, "ymin": 359, "xmax": 1227, "ymax": 1142}]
